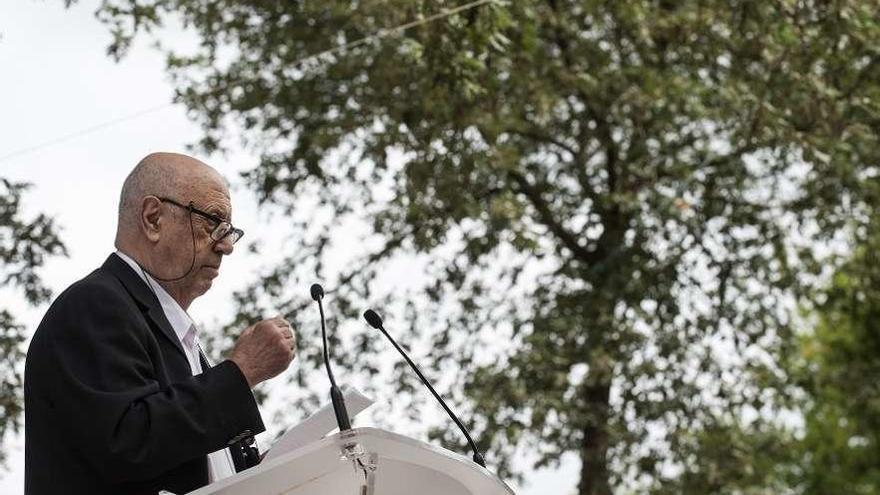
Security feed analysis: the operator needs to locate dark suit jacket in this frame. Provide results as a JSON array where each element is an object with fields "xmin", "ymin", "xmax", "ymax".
[{"xmin": 24, "ymin": 254, "xmax": 265, "ymax": 494}]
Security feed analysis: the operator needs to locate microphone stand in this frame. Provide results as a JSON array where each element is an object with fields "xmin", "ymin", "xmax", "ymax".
[
  {"xmin": 363, "ymin": 309, "xmax": 486, "ymax": 467},
  {"xmin": 311, "ymin": 283, "xmax": 351, "ymax": 431}
]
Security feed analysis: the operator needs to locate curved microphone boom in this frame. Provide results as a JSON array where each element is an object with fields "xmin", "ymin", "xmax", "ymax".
[
  {"xmin": 362, "ymin": 309, "xmax": 486, "ymax": 467},
  {"xmin": 311, "ymin": 283, "xmax": 351, "ymax": 431}
]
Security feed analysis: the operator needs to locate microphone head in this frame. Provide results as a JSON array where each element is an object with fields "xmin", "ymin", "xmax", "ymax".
[
  {"xmin": 363, "ymin": 309, "xmax": 383, "ymax": 329},
  {"xmin": 310, "ymin": 283, "xmax": 324, "ymax": 301}
]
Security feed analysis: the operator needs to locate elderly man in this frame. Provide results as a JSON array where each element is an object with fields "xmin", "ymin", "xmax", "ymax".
[{"xmin": 24, "ymin": 153, "xmax": 295, "ymax": 494}]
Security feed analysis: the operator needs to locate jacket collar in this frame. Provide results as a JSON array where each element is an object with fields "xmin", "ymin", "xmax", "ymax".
[{"xmin": 102, "ymin": 253, "xmax": 187, "ymax": 359}]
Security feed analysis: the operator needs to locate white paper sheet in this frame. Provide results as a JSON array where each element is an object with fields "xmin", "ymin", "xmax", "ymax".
[{"xmin": 263, "ymin": 386, "xmax": 374, "ymax": 461}]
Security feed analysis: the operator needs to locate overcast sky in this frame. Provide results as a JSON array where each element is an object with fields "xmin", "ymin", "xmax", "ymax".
[{"xmin": 0, "ymin": 1, "xmax": 577, "ymax": 493}]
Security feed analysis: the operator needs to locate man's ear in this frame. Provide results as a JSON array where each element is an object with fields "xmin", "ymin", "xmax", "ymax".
[{"xmin": 140, "ymin": 196, "xmax": 163, "ymax": 242}]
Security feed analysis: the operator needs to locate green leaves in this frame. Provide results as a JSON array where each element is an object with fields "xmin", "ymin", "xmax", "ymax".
[
  {"xmin": 80, "ymin": 1, "xmax": 880, "ymax": 492},
  {"xmin": 0, "ymin": 178, "xmax": 66, "ymax": 467},
  {"xmin": 788, "ymin": 217, "xmax": 880, "ymax": 494},
  {"xmin": 0, "ymin": 180, "xmax": 66, "ymax": 304}
]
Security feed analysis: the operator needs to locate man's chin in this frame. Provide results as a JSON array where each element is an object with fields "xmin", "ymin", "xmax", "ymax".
[
  {"xmin": 194, "ymin": 276, "xmax": 215, "ymax": 296},
  {"xmin": 202, "ymin": 266, "xmax": 220, "ymax": 277}
]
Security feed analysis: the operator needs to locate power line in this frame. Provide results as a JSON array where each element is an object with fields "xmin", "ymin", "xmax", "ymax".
[
  {"xmin": 0, "ymin": 104, "xmax": 171, "ymax": 163},
  {"xmin": 0, "ymin": 0, "xmax": 497, "ymax": 164}
]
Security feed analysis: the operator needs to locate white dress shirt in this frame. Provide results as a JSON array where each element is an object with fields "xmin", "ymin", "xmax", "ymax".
[{"xmin": 115, "ymin": 251, "xmax": 237, "ymax": 482}]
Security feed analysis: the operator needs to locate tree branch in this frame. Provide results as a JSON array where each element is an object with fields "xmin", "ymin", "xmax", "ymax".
[
  {"xmin": 509, "ymin": 170, "xmax": 602, "ymax": 266},
  {"xmin": 504, "ymin": 125, "xmax": 579, "ymax": 160}
]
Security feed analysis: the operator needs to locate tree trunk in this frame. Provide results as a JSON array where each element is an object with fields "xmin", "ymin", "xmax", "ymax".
[{"xmin": 577, "ymin": 382, "xmax": 612, "ymax": 495}]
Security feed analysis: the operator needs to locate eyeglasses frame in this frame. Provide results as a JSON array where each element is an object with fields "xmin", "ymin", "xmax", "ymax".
[{"xmin": 156, "ymin": 196, "xmax": 244, "ymax": 244}]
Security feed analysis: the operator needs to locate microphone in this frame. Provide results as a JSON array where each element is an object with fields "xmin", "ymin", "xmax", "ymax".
[
  {"xmin": 362, "ymin": 309, "xmax": 486, "ymax": 467},
  {"xmin": 310, "ymin": 283, "xmax": 351, "ymax": 431},
  {"xmin": 310, "ymin": 283, "xmax": 324, "ymax": 301}
]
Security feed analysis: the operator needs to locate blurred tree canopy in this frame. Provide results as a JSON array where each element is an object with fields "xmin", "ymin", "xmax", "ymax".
[
  {"xmin": 787, "ymin": 211, "xmax": 880, "ymax": 495},
  {"xmin": 82, "ymin": 0, "xmax": 880, "ymax": 493},
  {"xmin": 0, "ymin": 179, "xmax": 65, "ymax": 466}
]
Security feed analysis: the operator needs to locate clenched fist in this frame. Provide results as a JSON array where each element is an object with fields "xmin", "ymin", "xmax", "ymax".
[{"xmin": 228, "ymin": 316, "xmax": 296, "ymax": 388}]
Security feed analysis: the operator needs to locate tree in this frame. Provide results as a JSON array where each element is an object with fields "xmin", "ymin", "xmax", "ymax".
[
  {"xmin": 723, "ymin": 205, "xmax": 880, "ymax": 495},
  {"xmin": 83, "ymin": 1, "xmax": 880, "ymax": 492},
  {"xmin": 0, "ymin": 179, "xmax": 66, "ymax": 466},
  {"xmin": 787, "ymin": 210, "xmax": 880, "ymax": 494}
]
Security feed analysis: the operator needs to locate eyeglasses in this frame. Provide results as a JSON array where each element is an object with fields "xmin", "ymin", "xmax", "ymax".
[{"xmin": 157, "ymin": 197, "xmax": 245, "ymax": 245}]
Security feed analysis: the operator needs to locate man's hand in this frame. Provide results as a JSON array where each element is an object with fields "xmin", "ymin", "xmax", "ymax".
[{"xmin": 229, "ymin": 317, "xmax": 296, "ymax": 388}]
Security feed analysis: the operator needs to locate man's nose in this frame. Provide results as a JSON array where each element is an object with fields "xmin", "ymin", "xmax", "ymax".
[{"xmin": 214, "ymin": 234, "xmax": 235, "ymax": 255}]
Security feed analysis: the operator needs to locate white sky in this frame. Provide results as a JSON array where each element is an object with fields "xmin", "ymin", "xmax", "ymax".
[{"xmin": 0, "ymin": 1, "xmax": 577, "ymax": 493}]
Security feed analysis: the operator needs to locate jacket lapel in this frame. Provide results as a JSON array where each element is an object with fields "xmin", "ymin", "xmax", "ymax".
[
  {"xmin": 102, "ymin": 253, "xmax": 187, "ymax": 360},
  {"xmin": 198, "ymin": 349, "xmax": 211, "ymax": 370}
]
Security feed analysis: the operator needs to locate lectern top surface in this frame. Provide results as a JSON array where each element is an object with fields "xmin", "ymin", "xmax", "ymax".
[{"xmin": 187, "ymin": 427, "xmax": 516, "ymax": 495}]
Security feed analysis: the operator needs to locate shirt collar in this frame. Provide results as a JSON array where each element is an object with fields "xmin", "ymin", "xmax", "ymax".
[{"xmin": 114, "ymin": 250, "xmax": 195, "ymax": 344}]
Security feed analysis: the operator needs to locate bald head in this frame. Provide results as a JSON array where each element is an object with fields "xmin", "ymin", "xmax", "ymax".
[
  {"xmin": 116, "ymin": 152, "xmax": 229, "ymax": 247},
  {"xmin": 117, "ymin": 152, "xmax": 227, "ymax": 234}
]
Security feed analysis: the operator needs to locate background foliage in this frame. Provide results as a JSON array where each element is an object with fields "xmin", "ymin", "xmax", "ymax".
[
  {"xmin": 787, "ymin": 209, "xmax": 880, "ymax": 495},
  {"xmin": 70, "ymin": 0, "xmax": 880, "ymax": 493},
  {"xmin": 0, "ymin": 179, "xmax": 65, "ymax": 466}
]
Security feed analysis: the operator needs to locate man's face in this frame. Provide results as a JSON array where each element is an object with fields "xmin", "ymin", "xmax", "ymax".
[{"xmin": 160, "ymin": 176, "xmax": 236, "ymax": 303}]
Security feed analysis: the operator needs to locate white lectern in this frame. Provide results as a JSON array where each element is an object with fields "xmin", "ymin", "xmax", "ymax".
[{"xmin": 187, "ymin": 427, "xmax": 515, "ymax": 495}]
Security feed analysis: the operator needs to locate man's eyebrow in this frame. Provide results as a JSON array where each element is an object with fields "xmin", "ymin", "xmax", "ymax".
[{"xmin": 205, "ymin": 205, "xmax": 230, "ymax": 221}]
